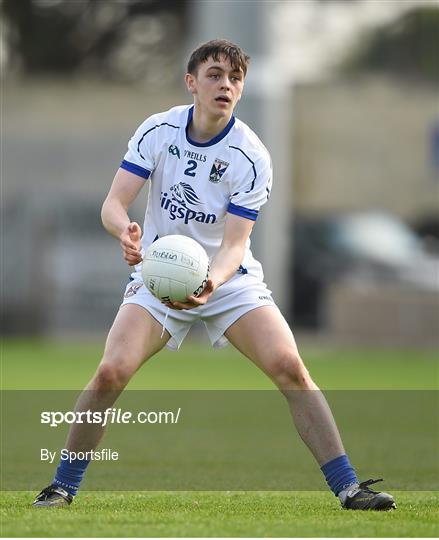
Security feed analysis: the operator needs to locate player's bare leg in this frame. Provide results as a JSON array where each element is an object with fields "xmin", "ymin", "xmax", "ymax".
[
  {"xmin": 225, "ymin": 305, "xmax": 395, "ymax": 510},
  {"xmin": 64, "ymin": 304, "xmax": 170, "ymax": 452},
  {"xmin": 225, "ymin": 305, "xmax": 344, "ymax": 465},
  {"xmin": 33, "ymin": 304, "xmax": 170, "ymax": 506}
]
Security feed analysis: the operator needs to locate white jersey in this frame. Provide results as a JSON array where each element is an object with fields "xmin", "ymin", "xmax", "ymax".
[{"xmin": 121, "ymin": 105, "xmax": 272, "ymax": 281}]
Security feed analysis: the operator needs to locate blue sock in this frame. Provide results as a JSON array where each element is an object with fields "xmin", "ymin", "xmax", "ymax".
[
  {"xmin": 321, "ymin": 454, "xmax": 358, "ymax": 496},
  {"xmin": 53, "ymin": 458, "xmax": 90, "ymax": 496}
]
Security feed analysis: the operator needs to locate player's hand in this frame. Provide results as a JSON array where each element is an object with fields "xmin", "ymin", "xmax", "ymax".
[
  {"xmin": 120, "ymin": 222, "xmax": 143, "ymax": 266},
  {"xmin": 164, "ymin": 279, "xmax": 216, "ymax": 310}
]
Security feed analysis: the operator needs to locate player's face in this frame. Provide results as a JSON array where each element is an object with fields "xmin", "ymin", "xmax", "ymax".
[{"xmin": 186, "ymin": 56, "xmax": 244, "ymax": 118}]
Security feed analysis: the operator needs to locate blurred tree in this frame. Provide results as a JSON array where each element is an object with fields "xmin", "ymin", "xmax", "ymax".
[
  {"xmin": 1, "ymin": 0, "xmax": 187, "ymax": 82},
  {"xmin": 341, "ymin": 6, "xmax": 439, "ymax": 85}
]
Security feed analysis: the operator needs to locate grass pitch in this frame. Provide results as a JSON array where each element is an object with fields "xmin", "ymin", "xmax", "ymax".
[
  {"xmin": 2, "ymin": 338, "xmax": 438, "ymax": 390},
  {"xmin": 1, "ymin": 338, "xmax": 438, "ymax": 537},
  {"xmin": 1, "ymin": 491, "xmax": 438, "ymax": 537}
]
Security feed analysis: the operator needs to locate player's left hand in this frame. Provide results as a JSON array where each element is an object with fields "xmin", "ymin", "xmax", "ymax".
[{"xmin": 163, "ymin": 279, "xmax": 215, "ymax": 310}]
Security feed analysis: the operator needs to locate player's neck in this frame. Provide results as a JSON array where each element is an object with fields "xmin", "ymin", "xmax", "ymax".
[{"xmin": 189, "ymin": 106, "xmax": 232, "ymax": 143}]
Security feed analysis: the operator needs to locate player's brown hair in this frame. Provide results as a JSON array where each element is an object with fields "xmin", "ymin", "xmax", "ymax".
[{"xmin": 187, "ymin": 39, "xmax": 250, "ymax": 76}]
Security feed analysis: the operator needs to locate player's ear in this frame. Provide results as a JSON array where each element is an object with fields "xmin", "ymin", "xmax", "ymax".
[{"xmin": 185, "ymin": 73, "xmax": 197, "ymax": 95}]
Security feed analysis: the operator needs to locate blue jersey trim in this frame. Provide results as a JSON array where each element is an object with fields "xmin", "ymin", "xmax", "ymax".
[
  {"xmin": 120, "ymin": 160, "xmax": 151, "ymax": 179},
  {"xmin": 229, "ymin": 145, "xmax": 257, "ymax": 193},
  {"xmin": 227, "ymin": 202, "xmax": 258, "ymax": 221},
  {"xmin": 186, "ymin": 106, "xmax": 235, "ymax": 147},
  {"xmin": 137, "ymin": 122, "xmax": 179, "ymax": 160}
]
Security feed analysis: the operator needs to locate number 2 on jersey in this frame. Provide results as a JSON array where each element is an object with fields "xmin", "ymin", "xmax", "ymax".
[{"xmin": 184, "ymin": 160, "xmax": 197, "ymax": 177}]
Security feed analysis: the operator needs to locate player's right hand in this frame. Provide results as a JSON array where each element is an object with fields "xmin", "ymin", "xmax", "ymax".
[{"xmin": 120, "ymin": 222, "xmax": 143, "ymax": 266}]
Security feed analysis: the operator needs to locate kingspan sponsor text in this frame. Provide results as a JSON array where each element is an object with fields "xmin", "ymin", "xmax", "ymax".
[
  {"xmin": 40, "ymin": 407, "xmax": 182, "ymax": 427},
  {"xmin": 160, "ymin": 191, "xmax": 217, "ymax": 224}
]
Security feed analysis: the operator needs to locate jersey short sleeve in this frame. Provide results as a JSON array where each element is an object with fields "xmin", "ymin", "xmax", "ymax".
[
  {"xmin": 120, "ymin": 116, "xmax": 158, "ymax": 180},
  {"xmin": 227, "ymin": 151, "xmax": 273, "ymax": 221}
]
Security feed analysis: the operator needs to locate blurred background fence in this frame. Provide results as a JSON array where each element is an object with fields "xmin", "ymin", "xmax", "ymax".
[{"xmin": 1, "ymin": 0, "xmax": 438, "ymax": 348}]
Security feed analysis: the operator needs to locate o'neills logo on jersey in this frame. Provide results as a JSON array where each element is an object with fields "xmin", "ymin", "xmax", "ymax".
[
  {"xmin": 168, "ymin": 144, "xmax": 180, "ymax": 158},
  {"xmin": 160, "ymin": 182, "xmax": 217, "ymax": 224}
]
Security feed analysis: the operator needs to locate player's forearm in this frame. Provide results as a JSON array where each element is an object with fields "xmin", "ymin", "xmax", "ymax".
[
  {"xmin": 101, "ymin": 197, "xmax": 131, "ymax": 240},
  {"xmin": 209, "ymin": 244, "xmax": 245, "ymax": 289}
]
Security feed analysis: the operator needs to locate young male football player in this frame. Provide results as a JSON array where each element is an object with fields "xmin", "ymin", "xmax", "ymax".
[{"xmin": 34, "ymin": 39, "xmax": 395, "ymax": 511}]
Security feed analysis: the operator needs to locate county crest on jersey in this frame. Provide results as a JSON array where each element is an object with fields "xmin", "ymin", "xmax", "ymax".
[{"xmin": 209, "ymin": 158, "xmax": 230, "ymax": 183}]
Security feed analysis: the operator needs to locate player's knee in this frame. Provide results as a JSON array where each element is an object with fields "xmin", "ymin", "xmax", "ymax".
[
  {"xmin": 93, "ymin": 362, "xmax": 131, "ymax": 390},
  {"xmin": 270, "ymin": 350, "xmax": 313, "ymax": 389}
]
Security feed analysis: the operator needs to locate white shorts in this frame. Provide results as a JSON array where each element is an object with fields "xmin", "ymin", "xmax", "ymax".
[{"xmin": 121, "ymin": 273, "xmax": 276, "ymax": 350}]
